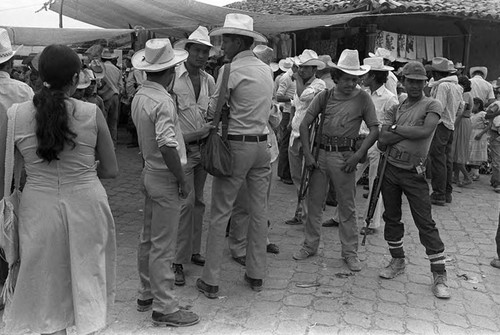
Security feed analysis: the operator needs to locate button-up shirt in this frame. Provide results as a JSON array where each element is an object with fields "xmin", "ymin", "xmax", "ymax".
[
  {"xmin": 98, "ymin": 61, "xmax": 123, "ymax": 101},
  {"xmin": 174, "ymin": 63, "xmax": 215, "ymax": 135},
  {"xmin": 275, "ymin": 70, "xmax": 296, "ymax": 114},
  {"xmin": 360, "ymin": 84, "xmax": 399, "ymax": 135},
  {"xmin": 131, "ymin": 80, "xmax": 186, "ymax": 172},
  {"xmin": 470, "ymin": 75, "xmax": 495, "ymax": 105},
  {"xmin": 385, "ymin": 71, "xmax": 398, "ymax": 96},
  {"xmin": 430, "ymin": 75, "xmax": 463, "ymax": 131},
  {"xmin": 0, "ymin": 71, "xmax": 34, "ymax": 119},
  {"xmin": 290, "ymin": 77, "xmax": 326, "ymax": 145},
  {"xmin": 208, "ymin": 50, "xmax": 274, "ymax": 135}
]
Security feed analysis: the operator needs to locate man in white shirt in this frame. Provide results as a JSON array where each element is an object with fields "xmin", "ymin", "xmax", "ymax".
[
  {"xmin": 285, "ymin": 50, "xmax": 326, "ymax": 226},
  {"xmin": 469, "ymin": 66, "xmax": 495, "ymax": 107},
  {"xmin": 171, "ymin": 26, "xmax": 216, "ymax": 286},
  {"xmin": 0, "ymin": 28, "xmax": 34, "ymax": 306},
  {"xmin": 369, "ymin": 48, "xmax": 398, "ymax": 96}
]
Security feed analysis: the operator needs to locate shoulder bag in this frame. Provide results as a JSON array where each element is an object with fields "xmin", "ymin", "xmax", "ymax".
[{"xmin": 200, "ymin": 64, "xmax": 233, "ymax": 177}]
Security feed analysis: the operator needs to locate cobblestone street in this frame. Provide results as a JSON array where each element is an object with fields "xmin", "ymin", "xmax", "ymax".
[{"xmin": 3, "ymin": 130, "xmax": 500, "ymax": 335}]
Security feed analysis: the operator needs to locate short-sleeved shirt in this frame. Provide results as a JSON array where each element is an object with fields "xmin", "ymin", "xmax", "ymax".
[
  {"xmin": 470, "ymin": 75, "xmax": 495, "ymax": 105},
  {"xmin": 306, "ymin": 88, "xmax": 378, "ymax": 139},
  {"xmin": 208, "ymin": 50, "xmax": 274, "ymax": 136},
  {"xmin": 174, "ymin": 63, "xmax": 215, "ymax": 135},
  {"xmin": 430, "ymin": 75, "xmax": 462, "ymax": 131},
  {"xmin": 359, "ymin": 85, "xmax": 399, "ymax": 135},
  {"xmin": 131, "ymin": 80, "xmax": 186, "ymax": 172},
  {"xmin": 383, "ymin": 96, "xmax": 443, "ymax": 170},
  {"xmin": 290, "ymin": 77, "xmax": 325, "ymax": 144},
  {"xmin": 0, "ymin": 71, "xmax": 34, "ymax": 119},
  {"xmin": 275, "ymin": 71, "xmax": 296, "ymax": 114}
]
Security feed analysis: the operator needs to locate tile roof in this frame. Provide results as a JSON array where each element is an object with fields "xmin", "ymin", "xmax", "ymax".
[{"xmin": 227, "ymin": 0, "xmax": 500, "ymax": 21}]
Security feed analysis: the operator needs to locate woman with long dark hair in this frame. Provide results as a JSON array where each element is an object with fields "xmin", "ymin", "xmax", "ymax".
[{"xmin": 2, "ymin": 44, "xmax": 118, "ymax": 335}]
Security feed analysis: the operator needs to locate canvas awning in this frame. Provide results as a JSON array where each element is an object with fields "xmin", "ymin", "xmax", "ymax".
[
  {"xmin": 2, "ymin": 26, "xmax": 133, "ymax": 46},
  {"xmin": 49, "ymin": 0, "xmax": 370, "ymax": 38}
]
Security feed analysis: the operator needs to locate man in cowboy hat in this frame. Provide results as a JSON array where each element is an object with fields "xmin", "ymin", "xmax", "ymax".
[
  {"xmin": 170, "ymin": 26, "xmax": 216, "ymax": 286},
  {"xmin": 377, "ymin": 61, "xmax": 450, "ymax": 299},
  {"xmin": 131, "ymin": 38, "xmax": 200, "ymax": 327},
  {"xmin": 469, "ymin": 66, "xmax": 495, "ymax": 107},
  {"xmin": 98, "ymin": 48, "xmax": 123, "ymax": 145},
  {"xmin": 323, "ymin": 57, "xmax": 399, "ymax": 234},
  {"xmin": 293, "ymin": 49, "xmax": 378, "ymax": 272},
  {"xmin": 428, "ymin": 57, "xmax": 463, "ymax": 206},
  {"xmin": 276, "ymin": 57, "xmax": 296, "ymax": 185},
  {"xmin": 285, "ymin": 49, "xmax": 326, "ymax": 226},
  {"xmin": 317, "ymin": 55, "xmax": 336, "ymax": 89},
  {"xmin": 196, "ymin": 13, "xmax": 274, "ymax": 297},
  {"xmin": 0, "ymin": 28, "xmax": 34, "ymax": 306},
  {"xmin": 369, "ymin": 47, "xmax": 398, "ymax": 96}
]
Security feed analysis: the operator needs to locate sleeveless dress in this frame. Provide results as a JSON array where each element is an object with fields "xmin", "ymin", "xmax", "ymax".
[{"xmin": 4, "ymin": 98, "xmax": 116, "ymax": 335}]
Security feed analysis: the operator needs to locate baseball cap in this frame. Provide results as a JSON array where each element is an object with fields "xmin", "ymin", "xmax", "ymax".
[{"xmin": 402, "ymin": 61, "xmax": 427, "ymax": 80}]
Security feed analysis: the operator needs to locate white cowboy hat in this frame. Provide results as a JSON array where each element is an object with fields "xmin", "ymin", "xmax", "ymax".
[
  {"xmin": 318, "ymin": 54, "xmax": 336, "ymax": 68},
  {"xmin": 253, "ymin": 44, "xmax": 274, "ymax": 65},
  {"xmin": 431, "ymin": 57, "xmax": 457, "ymax": 73},
  {"xmin": 368, "ymin": 47, "xmax": 396, "ymax": 62},
  {"xmin": 174, "ymin": 26, "xmax": 214, "ymax": 50},
  {"xmin": 0, "ymin": 28, "xmax": 22, "ymax": 65},
  {"xmin": 132, "ymin": 38, "xmax": 188, "ymax": 73},
  {"xmin": 278, "ymin": 58, "xmax": 293, "ymax": 72},
  {"xmin": 210, "ymin": 13, "xmax": 267, "ymax": 43},
  {"xmin": 470, "ymin": 66, "xmax": 488, "ymax": 79},
  {"xmin": 270, "ymin": 62, "xmax": 279, "ymax": 72},
  {"xmin": 454, "ymin": 62, "xmax": 465, "ymax": 69},
  {"xmin": 363, "ymin": 57, "xmax": 394, "ymax": 71},
  {"xmin": 77, "ymin": 70, "xmax": 91, "ymax": 89},
  {"xmin": 295, "ymin": 50, "xmax": 325, "ymax": 70},
  {"xmin": 331, "ymin": 49, "xmax": 370, "ymax": 76},
  {"xmin": 101, "ymin": 48, "xmax": 119, "ymax": 60}
]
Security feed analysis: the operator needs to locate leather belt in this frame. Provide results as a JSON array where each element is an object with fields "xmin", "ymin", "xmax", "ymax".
[
  {"xmin": 388, "ymin": 147, "xmax": 411, "ymax": 162},
  {"xmin": 187, "ymin": 139, "xmax": 206, "ymax": 146},
  {"xmin": 321, "ymin": 135, "xmax": 357, "ymax": 148},
  {"xmin": 319, "ymin": 144, "xmax": 353, "ymax": 152},
  {"xmin": 227, "ymin": 134, "xmax": 267, "ymax": 142}
]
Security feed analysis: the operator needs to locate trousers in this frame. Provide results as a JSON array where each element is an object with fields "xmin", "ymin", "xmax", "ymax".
[
  {"xmin": 202, "ymin": 140, "xmax": 270, "ymax": 285},
  {"xmin": 429, "ymin": 123, "xmax": 454, "ymax": 198},
  {"xmin": 102, "ymin": 94, "xmax": 119, "ymax": 145},
  {"xmin": 137, "ymin": 169, "xmax": 180, "ymax": 314}
]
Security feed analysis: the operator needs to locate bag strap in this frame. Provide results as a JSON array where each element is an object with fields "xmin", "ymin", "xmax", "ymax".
[
  {"xmin": 4, "ymin": 104, "xmax": 22, "ymax": 197},
  {"xmin": 315, "ymin": 88, "xmax": 331, "ymax": 143},
  {"xmin": 212, "ymin": 64, "xmax": 231, "ymax": 140}
]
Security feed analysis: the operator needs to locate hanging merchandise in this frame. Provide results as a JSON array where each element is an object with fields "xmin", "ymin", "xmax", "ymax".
[
  {"xmin": 397, "ymin": 34, "xmax": 407, "ymax": 58},
  {"xmin": 406, "ymin": 35, "xmax": 416, "ymax": 60},
  {"xmin": 425, "ymin": 37, "xmax": 435, "ymax": 60},
  {"xmin": 434, "ymin": 37, "xmax": 443, "ymax": 57}
]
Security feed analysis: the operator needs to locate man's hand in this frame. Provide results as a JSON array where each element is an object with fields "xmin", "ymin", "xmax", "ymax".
[
  {"xmin": 341, "ymin": 151, "xmax": 362, "ymax": 174},
  {"xmin": 304, "ymin": 152, "xmax": 318, "ymax": 170},
  {"xmin": 199, "ymin": 122, "xmax": 215, "ymax": 139},
  {"xmin": 178, "ymin": 181, "xmax": 191, "ymax": 200}
]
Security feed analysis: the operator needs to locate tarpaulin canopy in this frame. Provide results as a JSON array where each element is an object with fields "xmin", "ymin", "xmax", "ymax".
[
  {"xmin": 49, "ymin": 0, "xmax": 370, "ymax": 38},
  {"xmin": 1, "ymin": 26, "xmax": 133, "ymax": 46}
]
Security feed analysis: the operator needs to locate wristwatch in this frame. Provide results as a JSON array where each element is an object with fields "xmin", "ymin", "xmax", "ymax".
[{"xmin": 390, "ymin": 124, "xmax": 398, "ymax": 133}]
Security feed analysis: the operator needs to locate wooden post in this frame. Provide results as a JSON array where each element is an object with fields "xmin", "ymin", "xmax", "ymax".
[{"xmin": 366, "ymin": 23, "xmax": 377, "ymax": 57}]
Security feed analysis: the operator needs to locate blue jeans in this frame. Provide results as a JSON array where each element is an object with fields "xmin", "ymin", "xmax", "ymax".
[
  {"xmin": 381, "ymin": 163, "xmax": 445, "ymax": 258},
  {"xmin": 430, "ymin": 124, "xmax": 454, "ymax": 198}
]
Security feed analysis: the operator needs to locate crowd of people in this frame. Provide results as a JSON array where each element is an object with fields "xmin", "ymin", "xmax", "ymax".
[{"xmin": 0, "ymin": 10, "xmax": 499, "ymax": 333}]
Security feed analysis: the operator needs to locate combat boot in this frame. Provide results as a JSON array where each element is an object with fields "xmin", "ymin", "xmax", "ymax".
[
  {"xmin": 379, "ymin": 257, "xmax": 406, "ymax": 279},
  {"xmin": 432, "ymin": 272, "xmax": 451, "ymax": 299}
]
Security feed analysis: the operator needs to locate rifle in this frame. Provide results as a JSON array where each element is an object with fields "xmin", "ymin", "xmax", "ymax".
[
  {"xmin": 293, "ymin": 110, "xmax": 327, "ymax": 221},
  {"xmin": 361, "ymin": 147, "xmax": 389, "ymax": 246}
]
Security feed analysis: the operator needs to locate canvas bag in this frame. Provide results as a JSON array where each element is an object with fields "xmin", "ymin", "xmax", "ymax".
[
  {"xmin": 200, "ymin": 64, "xmax": 232, "ymax": 177},
  {"xmin": 0, "ymin": 104, "xmax": 23, "ymax": 304}
]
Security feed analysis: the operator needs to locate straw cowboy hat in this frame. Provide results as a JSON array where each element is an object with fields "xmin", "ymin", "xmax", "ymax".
[
  {"xmin": 278, "ymin": 58, "xmax": 293, "ymax": 72},
  {"xmin": 132, "ymin": 38, "xmax": 188, "ymax": 72},
  {"xmin": 0, "ymin": 28, "xmax": 22, "ymax": 64},
  {"xmin": 210, "ymin": 13, "xmax": 267, "ymax": 43},
  {"xmin": 77, "ymin": 70, "xmax": 91, "ymax": 90},
  {"xmin": 363, "ymin": 57, "xmax": 394, "ymax": 71},
  {"xmin": 331, "ymin": 49, "xmax": 370, "ymax": 76},
  {"xmin": 318, "ymin": 54, "xmax": 336, "ymax": 68},
  {"xmin": 295, "ymin": 50, "xmax": 325, "ymax": 69},
  {"xmin": 431, "ymin": 57, "xmax": 457, "ymax": 73},
  {"xmin": 470, "ymin": 66, "xmax": 488, "ymax": 79},
  {"xmin": 454, "ymin": 62, "xmax": 465, "ymax": 69},
  {"xmin": 369, "ymin": 47, "xmax": 395, "ymax": 62},
  {"xmin": 174, "ymin": 26, "xmax": 214, "ymax": 50},
  {"xmin": 253, "ymin": 45, "xmax": 273, "ymax": 64},
  {"xmin": 101, "ymin": 48, "xmax": 119, "ymax": 60}
]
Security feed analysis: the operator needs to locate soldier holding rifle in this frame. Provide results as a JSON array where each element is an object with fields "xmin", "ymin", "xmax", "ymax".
[
  {"xmin": 377, "ymin": 61, "xmax": 451, "ymax": 299},
  {"xmin": 292, "ymin": 49, "xmax": 379, "ymax": 272}
]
